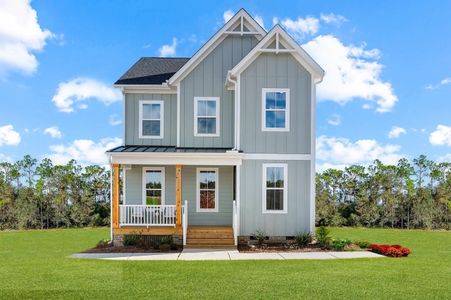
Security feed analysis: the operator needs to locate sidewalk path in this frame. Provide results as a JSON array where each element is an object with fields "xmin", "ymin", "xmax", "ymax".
[{"xmin": 70, "ymin": 249, "xmax": 383, "ymax": 261}]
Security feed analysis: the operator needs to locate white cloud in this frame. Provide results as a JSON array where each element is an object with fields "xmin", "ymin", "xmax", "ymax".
[
  {"xmin": 0, "ymin": 124, "xmax": 21, "ymax": 146},
  {"xmin": 158, "ymin": 37, "xmax": 177, "ymax": 57},
  {"xmin": 52, "ymin": 77, "xmax": 122, "ymax": 113},
  {"xmin": 254, "ymin": 15, "xmax": 265, "ymax": 29},
  {"xmin": 47, "ymin": 137, "xmax": 122, "ymax": 166},
  {"xmin": 327, "ymin": 114, "xmax": 341, "ymax": 126},
  {"xmin": 109, "ymin": 114, "xmax": 122, "ymax": 126},
  {"xmin": 320, "ymin": 13, "xmax": 347, "ymax": 25},
  {"xmin": 223, "ymin": 10, "xmax": 234, "ymax": 23},
  {"xmin": 0, "ymin": 153, "xmax": 12, "ymax": 162},
  {"xmin": 281, "ymin": 16, "xmax": 320, "ymax": 39},
  {"xmin": 388, "ymin": 126, "xmax": 406, "ymax": 139},
  {"xmin": 43, "ymin": 126, "xmax": 62, "ymax": 139},
  {"xmin": 303, "ymin": 35, "xmax": 398, "ymax": 112},
  {"xmin": 438, "ymin": 153, "xmax": 451, "ymax": 162},
  {"xmin": 316, "ymin": 135, "xmax": 404, "ymax": 171},
  {"xmin": 425, "ymin": 77, "xmax": 451, "ymax": 90},
  {"xmin": 429, "ymin": 125, "xmax": 451, "ymax": 146},
  {"xmin": 0, "ymin": 0, "xmax": 54, "ymax": 76}
]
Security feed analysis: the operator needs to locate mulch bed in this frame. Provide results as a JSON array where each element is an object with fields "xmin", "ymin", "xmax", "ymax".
[
  {"xmin": 83, "ymin": 244, "xmax": 181, "ymax": 253},
  {"xmin": 238, "ymin": 243, "xmax": 329, "ymax": 253}
]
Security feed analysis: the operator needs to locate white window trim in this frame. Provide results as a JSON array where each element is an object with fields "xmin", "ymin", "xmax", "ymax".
[
  {"xmin": 142, "ymin": 167, "xmax": 165, "ymax": 205},
  {"xmin": 262, "ymin": 163, "xmax": 288, "ymax": 214},
  {"xmin": 139, "ymin": 100, "xmax": 164, "ymax": 139},
  {"xmin": 261, "ymin": 88, "xmax": 290, "ymax": 132},
  {"xmin": 196, "ymin": 167, "xmax": 219, "ymax": 213},
  {"xmin": 194, "ymin": 97, "xmax": 220, "ymax": 137}
]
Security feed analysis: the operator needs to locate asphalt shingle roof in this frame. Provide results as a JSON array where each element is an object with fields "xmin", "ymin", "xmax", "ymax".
[{"xmin": 114, "ymin": 57, "xmax": 190, "ymax": 85}]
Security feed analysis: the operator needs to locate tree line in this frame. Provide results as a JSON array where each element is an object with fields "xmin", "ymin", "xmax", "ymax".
[
  {"xmin": 316, "ymin": 155, "xmax": 450, "ymax": 230},
  {"xmin": 0, "ymin": 156, "xmax": 110, "ymax": 229},
  {"xmin": 0, "ymin": 155, "xmax": 449, "ymax": 230}
]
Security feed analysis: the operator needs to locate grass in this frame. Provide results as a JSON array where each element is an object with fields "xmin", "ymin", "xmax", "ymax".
[{"xmin": 0, "ymin": 227, "xmax": 449, "ymax": 299}]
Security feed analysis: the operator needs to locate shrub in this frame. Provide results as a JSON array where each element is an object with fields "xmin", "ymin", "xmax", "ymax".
[
  {"xmin": 369, "ymin": 244, "xmax": 411, "ymax": 257},
  {"xmin": 159, "ymin": 243, "xmax": 171, "ymax": 252},
  {"xmin": 295, "ymin": 232, "xmax": 313, "ymax": 247},
  {"xmin": 253, "ymin": 230, "xmax": 267, "ymax": 246},
  {"xmin": 123, "ymin": 234, "xmax": 141, "ymax": 246},
  {"xmin": 331, "ymin": 238, "xmax": 352, "ymax": 251},
  {"xmin": 315, "ymin": 226, "xmax": 331, "ymax": 248},
  {"xmin": 160, "ymin": 235, "xmax": 173, "ymax": 246},
  {"xmin": 354, "ymin": 240, "xmax": 370, "ymax": 249},
  {"xmin": 96, "ymin": 239, "xmax": 110, "ymax": 248}
]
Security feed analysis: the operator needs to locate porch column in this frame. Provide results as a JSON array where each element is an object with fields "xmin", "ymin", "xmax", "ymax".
[
  {"xmin": 176, "ymin": 164, "xmax": 182, "ymax": 228},
  {"xmin": 112, "ymin": 163, "xmax": 120, "ymax": 229}
]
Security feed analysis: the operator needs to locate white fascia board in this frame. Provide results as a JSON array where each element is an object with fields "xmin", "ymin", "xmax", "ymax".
[
  {"xmin": 168, "ymin": 9, "xmax": 266, "ymax": 85},
  {"xmin": 229, "ymin": 25, "xmax": 325, "ymax": 82},
  {"xmin": 108, "ymin": 152, "xmax": 242, "ymax": 166},
  {"xmin": 242, "ymin": 153, "xmax": 312, "ymax": 160},
  {"xmin": 114, "ymin": 84, "xmax": 176, "ymax": 94}
]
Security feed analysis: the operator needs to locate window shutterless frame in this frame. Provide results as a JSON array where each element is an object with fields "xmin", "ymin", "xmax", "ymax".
[
  {"xmin": 194, "ymin": 97, "xmax": 220, "ymax": 137},
  {"xmin": 261, "ymin": 88, "xmax": 290, "ymax": 132},
  {"xmin": 196, "ymin": 167, "xmax": 219, "ymax": 212},
  {"xmin": 262, "ymin": 163, "xmax": 288, "ymax": 214},
  {"xmin": 139, "ymin": 100, "xmax": 164, "ymax": 139},
  {"xmin": 142, "ymin": 167, "xmax": 165, "ymax": 205}
]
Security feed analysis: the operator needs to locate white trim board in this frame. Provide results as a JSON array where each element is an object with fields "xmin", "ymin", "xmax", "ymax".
[
  {"xmin": 242, "ymin": 153, "xmax": 312, "ymax": 160},
  {"xmin": 196, "ymin": 167, "xmax": 219, "ymax": 213}
]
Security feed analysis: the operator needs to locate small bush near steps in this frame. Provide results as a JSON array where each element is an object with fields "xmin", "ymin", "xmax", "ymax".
[
  {"xmin": 369, "ymin": 244, "xmax": 411, "ymax": 257},
  {"xmin": 294, "ymin": 232, "xmax": 313, "ymax": 247}
]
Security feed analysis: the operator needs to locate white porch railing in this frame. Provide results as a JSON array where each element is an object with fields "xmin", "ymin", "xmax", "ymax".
[
  {"xmin": 182, "ymin": 200, "xmax": 188, "ymax": 246},
  {"xmin": 119, "ymin": 205, "xmax": 176, "ymax": 227},
  {"xmin": 232, "ymin": 200, "xmax": 237, "ymax": 245}
]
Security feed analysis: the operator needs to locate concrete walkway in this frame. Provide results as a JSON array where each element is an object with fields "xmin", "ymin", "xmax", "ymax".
[{"xmin": 70, "ymin": 250, "xmax": 383, "ymax": 261}]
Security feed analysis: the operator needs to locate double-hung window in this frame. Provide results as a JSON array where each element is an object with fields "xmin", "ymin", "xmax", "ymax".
[
  {"xmin": 196, "ymin": 168, "xmax": 218, "ymax": 212},
  {"xmin": 263, "ymin": 164, "xmax": 287, "ymax": 213},
  {"xmin": 143, "ymin": 168, "xmax": 165, "ymax": 205},
  {"xmin": 140, "ymin": 100, "xmax": 163, "ymax": 138},
  {"xmin": 194, "ymin": 97, "xmax": 219, "ymax": 136},
  {"xmin": 262, "ymin": 88, "xmax": 290, "ymax": 131}
]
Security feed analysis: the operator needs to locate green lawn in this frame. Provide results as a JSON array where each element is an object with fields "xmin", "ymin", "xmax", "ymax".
[{"xmin": 0, "ymin": 227, "xmax": 449, "ymax": 299}]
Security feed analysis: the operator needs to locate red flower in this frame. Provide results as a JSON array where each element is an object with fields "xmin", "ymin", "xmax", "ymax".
[{"xmin": 368, "ymin": 243, "xmax": 411, "ymax": 257}]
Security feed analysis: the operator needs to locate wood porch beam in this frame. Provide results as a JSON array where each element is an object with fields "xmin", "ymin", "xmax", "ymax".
[
  {"xmin": 176, "ymin": 164, "xmax": 182, "ymax": 228},
  {"xmin": 112, "ymin": 163, "xmax": 120, "ymax": 229}
]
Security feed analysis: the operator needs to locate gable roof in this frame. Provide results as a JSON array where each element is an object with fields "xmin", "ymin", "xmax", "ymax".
[
  {"xmin": 167, "ymin": 9, "xmax": 266, "ymax": 85},
  {"xmin": 229, "ymin": 25, "xmax": 325, "ymax": 82},
  {"xmin": 114, "ymin": 57, "xmax": 190, "ymax": 85}
]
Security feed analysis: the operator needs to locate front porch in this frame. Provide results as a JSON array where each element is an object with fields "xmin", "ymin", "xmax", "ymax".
[{"xmin": 110, "ymin": 157, "xmax": 240, "ymax": 247}]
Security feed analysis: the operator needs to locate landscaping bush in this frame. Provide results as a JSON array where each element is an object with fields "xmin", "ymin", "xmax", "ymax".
[
  {"xmin": 160, "ymin": 235, "xmax": 173, "ymax": 246},
  {"xmin": 253, "ymin": 230, "xmax": 267, "ymax": 246},
  {"xmin": 96, "ymin": 239, "xmax": 110, "ymax": 248},
  {"xmin": 369, "ymin": 244, "xmax": 411, "ymax": 257},
  {"xmin": 331, "ymin": 238, "xmax": 352, "ymax": 251},
  {"xmin": 123, "ymin": 234, "xmax": 141, "ymax": 246},
  {"xmin": 315, "ymin": 226, "xmax": 332, "ymax": 248},
  {"xmin": 295, "ymin": 232, "xmax": 313, "ymax": 247},
  {"xmin": 354, "ymin": 240, "xmax": 371, "ymax": 249},
  {"xmin": 159, "ymin": 243, "xmax": 171, "ymax": 252}
]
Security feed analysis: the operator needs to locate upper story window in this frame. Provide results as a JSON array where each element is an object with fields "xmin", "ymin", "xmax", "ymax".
[
  {"xmin": 194, "ymin": 97, "xmax": 220, "ymax": 137},
  {"xmin": 139, "ymin": 100, "xmax": 164, "ymax": 139},
  {"xmin": 262, "ymin": 88, "xmax": 290, "ymax": 132}
]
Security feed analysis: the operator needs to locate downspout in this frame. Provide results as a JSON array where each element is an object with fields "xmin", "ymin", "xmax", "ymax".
[{"xmin": 227, "ymin": 71, "xmax": 238, "ymax": 150}]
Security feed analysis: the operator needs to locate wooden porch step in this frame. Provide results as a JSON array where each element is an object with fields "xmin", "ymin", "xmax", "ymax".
[
  {"xmin": 184, "ymin": 244, "xmax": 237, "ymax": 249},
  {"xmin": 187, "ymin": 238, "xmax": 234, "ymax": 245}
]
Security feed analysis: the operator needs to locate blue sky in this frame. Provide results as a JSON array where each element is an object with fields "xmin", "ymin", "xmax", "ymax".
[{"xmin": 0, "ymin": 0, "xmax": 450, "ymax": 169}]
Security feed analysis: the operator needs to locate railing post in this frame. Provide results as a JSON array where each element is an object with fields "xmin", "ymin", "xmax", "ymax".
[{"xmin": 183, "ymin": 200, "xmax": 188, "ymax": 246}]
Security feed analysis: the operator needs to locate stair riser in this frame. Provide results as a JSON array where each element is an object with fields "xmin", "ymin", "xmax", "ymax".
[{"xmin": 187, "ymin": 240, "xmax": 234, "ymax": 245}]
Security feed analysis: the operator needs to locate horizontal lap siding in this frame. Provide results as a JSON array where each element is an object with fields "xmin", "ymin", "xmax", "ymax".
[
  {"xmin": 125, "ymin": 93, "xmax": 177, "ymax": 146},
  {"xmin": 240, "ymin": 53, "xmax": 311, "ymax": 154},
  {"xmin": 180, "ymin": 35, "xmax": 258, "ymax": 148},
  {"xmin": 240, "ymin": 160, "xmax": 310, "ymax": 236}
]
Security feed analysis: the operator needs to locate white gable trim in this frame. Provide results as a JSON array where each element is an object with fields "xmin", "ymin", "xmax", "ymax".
[
  {"xmin": 229, "ymin": 25, "xmax": 325, "ymax": 83},
  {"xmin": 168, "ymin": 9, "xmax": 266, "ymax": 85}
]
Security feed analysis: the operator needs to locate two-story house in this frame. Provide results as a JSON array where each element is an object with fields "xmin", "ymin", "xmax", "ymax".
[{"xmin": 107, "ymin": 9, "xmax": 324, "ymax": 248}]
